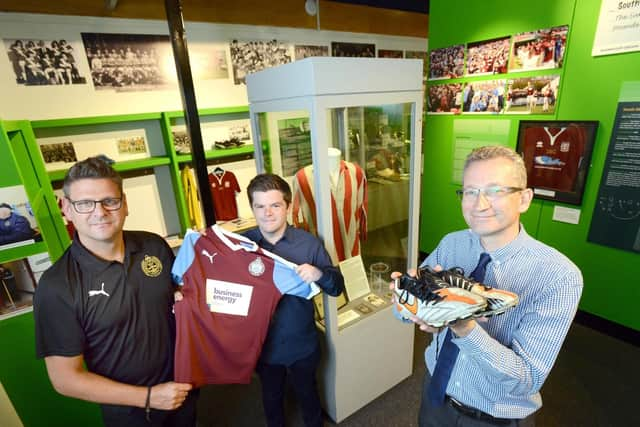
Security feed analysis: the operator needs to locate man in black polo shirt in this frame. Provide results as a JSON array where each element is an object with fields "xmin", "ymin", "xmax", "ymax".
[{"xmin": 33, "ymin": 157, "xmax": 196, "ymax": 427}]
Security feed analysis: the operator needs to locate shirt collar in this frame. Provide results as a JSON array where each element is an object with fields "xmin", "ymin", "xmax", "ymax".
[
  {"xmin": 469, "ymin": 224, "xmax": 532, "ymax": 263},
  {"xmin": 70, "ymin": 231, "xmax": 138, "ymax": 271},
  {"xmin": 251, "ymin": 224, "xmax": 293, "ymax": 247}
]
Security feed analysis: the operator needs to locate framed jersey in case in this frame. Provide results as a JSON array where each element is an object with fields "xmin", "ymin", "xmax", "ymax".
[{"xmin": 516, "ymin": 120, "xmax": 598, "ymax": 205}]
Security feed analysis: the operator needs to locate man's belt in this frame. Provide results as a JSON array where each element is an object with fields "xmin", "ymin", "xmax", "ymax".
[{"xmin": 446, "ymin": 396, "xmax": 513, "ymax": 426}]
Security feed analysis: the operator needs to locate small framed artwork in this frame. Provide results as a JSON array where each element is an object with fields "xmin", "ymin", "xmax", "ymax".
[{"xmin": 516, "ymin": 120, "xmax": 599, "ymax": 205}]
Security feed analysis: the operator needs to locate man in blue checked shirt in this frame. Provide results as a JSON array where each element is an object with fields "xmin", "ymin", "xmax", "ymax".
[{"xmin": 394, "ymin": 146, "xmax": 582, "ymax": 426}]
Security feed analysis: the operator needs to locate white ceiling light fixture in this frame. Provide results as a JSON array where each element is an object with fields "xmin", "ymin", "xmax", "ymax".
[{"xmin": 305, "ymin": 0, "xmax": 318, "ymax": 16}]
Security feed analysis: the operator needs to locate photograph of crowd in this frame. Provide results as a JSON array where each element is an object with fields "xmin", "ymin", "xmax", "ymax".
[
  {"xmin": 505, "ymin": 75, "xmax": 560, "ymax": 114},
  {"xmin": 294, "ymin": 44, "xmax": 329, "ymax": 60},
  {"xmin": 427, "ymin": 83, "xmax": 464, "ymax": 114},
  {"xmin": 81, "ymin": 32, "xmax": 172, "ymax": 92},
  {"xmin": 461, "ymin": 80, "xmax": 506, "ymax": 114},
  {"xmin": 39, "ymin": 142, "xmax": 78, "ymax": 164},
  {"xmin": 117, "ymin": 136, "xmax": 147, "ymax": 154},
  {"xmin": 509, "ymin": 25, "xmax": 569, "ymax": 72},
  {"xmin": 465, "ymin": 36, "xmax": 510, "ymax": 76},
  {"xmin": 4, "ymin": 38, "xmax": 86, "ymax": 86},
  {"xmin": 229, "ymin": 39, "xmax": 292, "ymax": 85},
  {"xmin": 331, "ymin": 41, "xmax": 375, "ymax": 57},
  {"xmin": 378, "ymin": 49, "xmax": 403, "ymax": 58},
  {"xmin": 428, "ymin": 45, "xmax": 464, "ymax": 80}
]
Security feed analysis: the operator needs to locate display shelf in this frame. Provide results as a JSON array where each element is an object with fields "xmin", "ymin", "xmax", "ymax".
[
  {"xmin": 0, "ymin": 241, "xmax": 47, "ymax": 265},
  {"xmin": 46, "ymin": 156, "xmax": 172, "ymax": 181},
  {"xmin": 175, "ymin": 145, "xmax": 254, "ymax": 163},
  {"xmin": 164, "ymin": 105, "xmax": 249, "ymax": 119},
  {"xmin": 30, "ymin": 112, "xmax": 163, "ymax": 129}
]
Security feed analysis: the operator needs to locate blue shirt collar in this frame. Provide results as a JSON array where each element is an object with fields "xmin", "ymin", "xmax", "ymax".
[{"xmin": 468, "ymin": 224, "xmax": 532, "ymax": 263}]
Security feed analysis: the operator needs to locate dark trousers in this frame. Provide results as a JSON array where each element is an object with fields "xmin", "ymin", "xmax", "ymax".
[
  {"xmin": 102, "ymin": 388, "xmax": 199, "ymax": 427},
  {"xmin": 256, "ymin": 351, "xmax": 323, "ymax": 427},
  {"xmin": 419, "ymin": 371, "xmax": 535, "ymax": 427}
]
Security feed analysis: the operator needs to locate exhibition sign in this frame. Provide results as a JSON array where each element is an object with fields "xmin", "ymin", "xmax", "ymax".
[{"xmin": 592, "ymin": 0, "xmax": 640, "ymax": 56}]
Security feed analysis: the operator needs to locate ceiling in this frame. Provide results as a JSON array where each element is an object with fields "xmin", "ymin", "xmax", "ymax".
[{"xmin": 328, "ymin": 0, "xmax": 428, "ymax": 14}]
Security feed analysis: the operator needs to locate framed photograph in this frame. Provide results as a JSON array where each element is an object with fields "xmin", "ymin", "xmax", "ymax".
[
  {"xmin": 3, "ymin": 38, "xmax": 87, "ymax": 86},
  {"xmin": 509, "ymin": 25, "xmax": 568, "ymax": 72},
  {"xmin": 331, "ymin": 41, "xmax": 375, "ymax": 57},
  {"xmin": 516, "ymin": 120, "xmax": 599, "ymax": 205},
  {"xmin": 505, "ymin": 75, "xmax": 560, "ymax": 114},
  {"xmin": 377, "ymin": 49, "xmax": 403, "ymax": 58},
  {"xmin": 0, "ymin": 185, "xmax": 42, "ymax": 251},
  {"xmin": 428, "ymin": 45, "xmax": 464, "ymax": 80},
  {"xmin": 117, "ymin": 136, "xmax": 147, "ymax": 154},
  {"xmin": 465, "ymin": 36, "xmax": 510, "ymax": 76},
  {"xmin": 229, "ymin": 39, "xmax": 292, "ymax": 85},
  {"xmin": 461, "ymin": 80, "xmax": 506, "ymax": 114},
  {"xmin": 294, "ymin": 44, "xmax": 328, "ymax": 60},
  {"xmin": 427, "ymin": 83, "xmax": 464, "ymax": 114},
  {"xmin": 81, "ymin": 32, "xmax": 173, "ymax": 92}
]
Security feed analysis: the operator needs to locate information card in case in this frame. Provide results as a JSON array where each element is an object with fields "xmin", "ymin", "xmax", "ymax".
[{"xmin": 338, "ymin": 255, "xmax": 370, "ymax": 301}]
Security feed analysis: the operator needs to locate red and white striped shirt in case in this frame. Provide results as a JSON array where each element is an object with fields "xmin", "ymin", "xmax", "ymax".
[{"xmin": 292, "ymin": 161, "xmax": 367, "ymax": 263}]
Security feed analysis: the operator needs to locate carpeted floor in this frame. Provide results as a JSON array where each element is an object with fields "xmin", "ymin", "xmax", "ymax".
[{"xmin": 195, "ymin": 321, "xmax": 640, "ymax": 426}]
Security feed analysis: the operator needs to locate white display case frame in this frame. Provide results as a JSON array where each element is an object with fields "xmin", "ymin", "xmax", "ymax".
[{"xmin": 246, "ymin": 57, "xmax": 423, "ymax": 422}]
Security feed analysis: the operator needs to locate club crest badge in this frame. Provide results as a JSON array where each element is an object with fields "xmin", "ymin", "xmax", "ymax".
[
  {"xmin": 141, "ymin": 255, "xmax": 163, "ymax": 277},
  {"xmin": 248, "ymin": 257, "xmax": 265, "ymax": 276}
]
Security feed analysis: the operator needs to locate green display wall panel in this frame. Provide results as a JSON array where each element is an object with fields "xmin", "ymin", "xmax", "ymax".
[{"xmin": 422, "ymin": 0, "xmax": 640, "ymax": 330}]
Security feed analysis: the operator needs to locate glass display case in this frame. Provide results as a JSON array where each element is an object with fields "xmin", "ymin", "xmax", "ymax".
[{"xmin": 247, "ymin": 57, "xmax": 423, "ymax": 422}]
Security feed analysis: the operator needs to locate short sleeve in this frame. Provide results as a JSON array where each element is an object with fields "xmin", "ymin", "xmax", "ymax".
[{"xmin": 33, "ymin": 270, "xmax": 85, "ymax": 359}]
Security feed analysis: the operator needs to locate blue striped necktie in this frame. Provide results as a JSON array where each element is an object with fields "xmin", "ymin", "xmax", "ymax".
[{"xmin": 427, "ymin": 252, "xmax": 491, "ymax": 406}]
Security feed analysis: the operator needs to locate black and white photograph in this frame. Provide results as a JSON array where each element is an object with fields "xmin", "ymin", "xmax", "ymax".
[
  {"xmin": 229, "ymin": 39, "xmax": 292, "ymax": 85},
  {"xmin": 509, "ymin": 25, "xmax": 569, "ymax": 72},
  {"xmin": 504, "ymin": 75, "xmax": 560, "ymax": 114},
  {"xmin": 3, "ymin": 38, "xmax": 86, "ymax": 86},
  {"xmin": 428, "ymin": 45, "xmax": 464, "ymax": 80},
  {"xmin": 0, "ymin": 185, "xmax": 41, "ymax": 251},
  {"xmin": 294, "ymin": 44, "xmax": 329, "ymax": 60},
  {"xmin": 229, "ymin": 123, "xmax": 251, "ymax": 141},
  {"xmin": 461, "ymin": 80, "xmax": 506, "ymax": 114},
  {"xmin": 427, "ymin": 83, "xmax": 464, "ymax": 114},
  {"xmin": 39, "ymin": 142, "xmax": 78, "ymax": 164},
  {"xmin": 465, "ymin": 36, "xmax": 511, "ymax": 76},
  {"xmin": 331, "ymin": 41, "xmax": 375, "ymax": 57},
  {"xmin": 172, "ymin": 130, "xmax": 191, "ymax": 154},
  {"xmin": 117, "ymin": 136, "xmax": 147, "ymax": 154},
  {"xmin": 377, "ymin": 49, "xmax": 403, "ymax": 58},
  {"xmin": 81, "ymin": 32, "xmax": 173, "ymax": 92},
  {"xmin": 187, "ymin": 45, "xmax": 229, "ymax": 80}
]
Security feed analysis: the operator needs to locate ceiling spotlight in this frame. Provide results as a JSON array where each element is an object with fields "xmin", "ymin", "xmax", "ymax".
[{"xmin": 305, "ymin": 0, "xmax": 318, "ymax": 16}]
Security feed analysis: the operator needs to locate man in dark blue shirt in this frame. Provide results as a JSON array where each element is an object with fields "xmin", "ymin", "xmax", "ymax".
[
  {"xmin": 0, "ymin": 202, "xmax": 35, "ymax": 246},
  {"xmin": 243, "ymin": 173, "xmax": 344, "ymax": 427}
]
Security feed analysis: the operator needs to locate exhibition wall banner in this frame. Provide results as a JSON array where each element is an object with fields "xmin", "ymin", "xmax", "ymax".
[
  {"xmin": 588, "ymin": 102, "xmax": 640, "ymax": 252},
  {"xmin": 592, "ymin": 0, "xmax": 640, "ymax": 56}
]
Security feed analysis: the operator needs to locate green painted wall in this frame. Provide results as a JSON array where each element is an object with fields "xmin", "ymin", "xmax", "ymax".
[{"xmin": 420, "ymin": 0, "xmax": 640, "ymax": 330}]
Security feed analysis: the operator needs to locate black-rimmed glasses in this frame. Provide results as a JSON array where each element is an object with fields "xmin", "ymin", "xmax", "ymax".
[
  {"xmin": 456, "ymin": 186, "xmax": 523, "ymax": 202},
  {"xmin": 66, "ymin": 197, "xmax": 123, "ymax": 214}
]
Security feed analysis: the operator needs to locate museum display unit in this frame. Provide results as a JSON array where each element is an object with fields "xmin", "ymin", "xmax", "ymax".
[{"xmin": 246, "ymin": 56, "xmax": 423, "ymax": 422}]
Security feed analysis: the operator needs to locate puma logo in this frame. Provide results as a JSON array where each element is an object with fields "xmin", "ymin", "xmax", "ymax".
[
  {"xmin": 201, "ymin": 249, "xmax": 218, "ymax": 264},
  {"xmin": 88, "ymin": 282, "xmax": 110, "ymax": 297}
]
